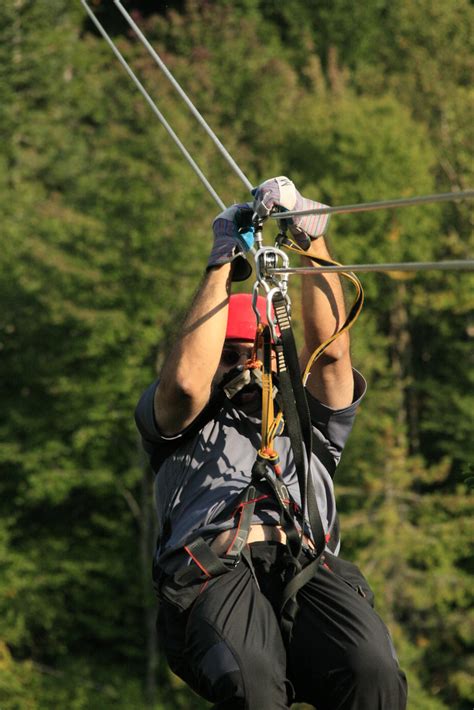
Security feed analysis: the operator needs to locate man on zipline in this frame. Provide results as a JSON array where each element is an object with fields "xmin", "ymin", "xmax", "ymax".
[{"xmin": 135, "ymin": 176, "xmax": 407, "ymax": 709}]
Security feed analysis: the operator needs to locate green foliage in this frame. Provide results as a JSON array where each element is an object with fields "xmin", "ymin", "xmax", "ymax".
[{"xmin": 0, "ymin": 0, "xmax": 472, "ymax": 707}]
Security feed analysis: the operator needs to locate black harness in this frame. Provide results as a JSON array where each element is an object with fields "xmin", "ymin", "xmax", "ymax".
[{"xmin": 153, "ymin": 293, "xmax": 341, "ymax": 645}]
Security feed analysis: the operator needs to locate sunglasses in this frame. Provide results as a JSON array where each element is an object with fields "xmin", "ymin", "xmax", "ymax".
[{"xmin": 220, "ymin": 346, "xmax": 253, "ymax": 367}]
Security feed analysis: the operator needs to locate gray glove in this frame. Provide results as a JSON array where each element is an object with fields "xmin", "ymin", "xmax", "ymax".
[
  {"xmin": 252, "ymin": 176, "xmax": 330, "ymax": 249},
  {"xmin": 208, "ymin": 202, "xmax": 254, "ymax": 281}
]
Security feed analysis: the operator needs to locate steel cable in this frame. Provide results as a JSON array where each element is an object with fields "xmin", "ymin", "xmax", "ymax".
[
  {"xmin": 270, "ymin": 260, "xmax": 474, "ymax": 274},
  {"xmin": 113, "ymin": 0, "xmax": 254, "ymax": 193},
  {"xmin": 80, "ymin": 0, "xmax": 226, "ymax": 209},
  {"xmin": 80, "ymin": 3, "xmax": 473, "ymax": 274},
  {"xmin": 270, "ymin": 190, "xmax": 474, "ymax": 219}
]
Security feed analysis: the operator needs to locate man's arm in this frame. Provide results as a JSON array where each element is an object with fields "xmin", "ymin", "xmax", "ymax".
[
  {"xmin": 155, "ymin": 264, "xmax": 232, "ymax": 436},
  {"xmin": 251, "ymin": 176, "xmax": 354, "ymax": 410},
  {"xmin": 154, "ymin": 201, "xmax": 256, "ymax": 436},
  {"xmin": 299, "ymin": 237, "xmax": 354, "ymax": 410}
]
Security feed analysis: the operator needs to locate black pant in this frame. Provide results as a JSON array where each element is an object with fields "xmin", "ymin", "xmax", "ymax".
[{"xmin": 157, "ymin": 542, "xmax": 407, "ymax": 709}]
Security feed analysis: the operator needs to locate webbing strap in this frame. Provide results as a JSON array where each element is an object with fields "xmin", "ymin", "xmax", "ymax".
[
  {"xmin": 272, "ymin": 291, "xmax": 326, "ymax": 556},
  {"xmin": 271, "ymin": 291, "xmax": 329, "ymax": 642},
  {"xmin": 179, "ymin": 537, "xmax": 229, "ymax": 582},
  {"xmin": 259, "ymin": 325, "xmax": 278, "ymax": 456},
  {"xmin": 280, "ymin": 557, "xmax": 319, "ymax": 641},
  {"xmin": 224, "ymin": 485, "xmax": 258, "ymax": 556},
  {"xmin": 251, "ymin": 458, "xmax": 301, "ymax": 559},
  {"xmin": 300, "ymin": 255, "xmax": 364, "ymax": 384},
  {"xmin": 174, "ymin": 485, "xmax": 260, "ymax": 585}
]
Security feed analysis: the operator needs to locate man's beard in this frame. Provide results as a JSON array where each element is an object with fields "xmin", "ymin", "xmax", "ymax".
[{"xmin": 232, "ymin": 383, "xmax": 262, "ymax": 415}]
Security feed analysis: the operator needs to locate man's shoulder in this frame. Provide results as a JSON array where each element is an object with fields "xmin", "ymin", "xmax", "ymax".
[{"xmin": 135, "ymin": 380, "xmax": 230, "ymax": 462}]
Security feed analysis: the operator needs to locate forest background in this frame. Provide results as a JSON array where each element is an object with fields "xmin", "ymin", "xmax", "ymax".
[{"xmin": 0, "ymin": 1, "xmax": 472, "ymax": 708}]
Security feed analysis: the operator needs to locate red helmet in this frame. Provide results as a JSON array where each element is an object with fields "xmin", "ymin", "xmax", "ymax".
[{"xmin": 225, "ymin": 293, "xmax": 275, "ymax": 342}]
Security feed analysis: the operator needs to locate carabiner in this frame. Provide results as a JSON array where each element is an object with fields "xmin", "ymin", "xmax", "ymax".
[
  {"xmin": 252, "ymin": 280, "xmax": 263, "ymax": 327},
  {"xmin": 254, "ymin": 246, "xmax": 290, "ymax": 297},
  {"xmin": 265, "ymin": 287, "xmax": 286, "ymax": 343}
]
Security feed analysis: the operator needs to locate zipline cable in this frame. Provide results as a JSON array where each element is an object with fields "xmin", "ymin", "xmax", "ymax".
[
  {"xmin": 270, "ymin": 260, "xmax": 474, "ymax": 275},
  {"xmin": 81, "ymin": 3, "xmax": 473, "ymax": 275},
  {"xmin": 80, "ymin": 0, "xmax": 226, "ymax": 210},
  {"xmin": 270, "ymin": 190, "xmax": 474, "ymax": 219},
  {"xmin": 113, "ymin": 0, "xmax": 254, "ymax": 193}
]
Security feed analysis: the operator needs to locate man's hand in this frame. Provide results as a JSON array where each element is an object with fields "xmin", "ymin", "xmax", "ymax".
[
  {"xmin": 253, "ymin": 176, "xmax": 353, "ymax": 408},
  {"xmin": 208, "ymin": 203, "xmax": 255, "ymax": 281},
  {"xmin": 252, "ymin": 176, "xmax": 330, "ymax": 250}
]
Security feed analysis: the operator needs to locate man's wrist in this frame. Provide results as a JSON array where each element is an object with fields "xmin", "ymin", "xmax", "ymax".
[{"xmin": 302, "ymin": 237, "xmax": 330, "ymax": 260}]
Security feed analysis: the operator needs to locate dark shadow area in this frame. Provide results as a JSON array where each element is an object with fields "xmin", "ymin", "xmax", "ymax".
[{"xmin": 81, "ymin": 0, "xmax": 186, "ymax": 38}]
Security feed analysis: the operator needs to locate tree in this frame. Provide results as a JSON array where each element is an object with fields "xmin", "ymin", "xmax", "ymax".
[{"xmin": 0, "ymin": 1, "xmax": 471, "ymax": 707}]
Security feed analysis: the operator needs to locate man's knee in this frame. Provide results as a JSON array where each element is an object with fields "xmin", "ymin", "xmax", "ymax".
[
  {"xmin": 196, "ymin": 638, "xmax": 244, "ymax": 701},
  {"xmin": 349, "ymin": 640, "xmax": 399, "ymax": 681},
  {"xmin": 194, "ymin": 638, "xmax": 288, "ymax": 709},
  {"xmin": 204, "ymin": 641, "xmax": 286, "ymax": 708},
  {"xmin": 344, "ymin": 640, "xmax": 407, "ymax": 706}
]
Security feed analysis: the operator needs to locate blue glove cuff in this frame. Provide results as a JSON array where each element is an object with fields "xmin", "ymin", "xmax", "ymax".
[{"xmin": 235, "ymin": 226, "xmax": 255, "ymax": 252}]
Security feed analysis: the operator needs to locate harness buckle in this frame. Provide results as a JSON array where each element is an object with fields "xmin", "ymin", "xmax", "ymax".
[
  {"xmin": 252, "ymin": 456, "xmax": 291, "ymax": 511},
  {"xmin": 219, "ymin": 554, "xmax": 241, "ymax": 569}
]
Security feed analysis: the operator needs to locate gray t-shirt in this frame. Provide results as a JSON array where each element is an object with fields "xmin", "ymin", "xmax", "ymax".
[{"xmin": 135, "ymin": 370, "xmax": 366, "ymax": 572}]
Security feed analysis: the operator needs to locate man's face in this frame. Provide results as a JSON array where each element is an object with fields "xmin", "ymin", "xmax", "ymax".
[
  {"xmin": 214, "ymin": 340, "xmax": 254, "ymax": 392},
  {"xmin": 214, "ymin": 340, "xmax": 276, "ymax": 414}
]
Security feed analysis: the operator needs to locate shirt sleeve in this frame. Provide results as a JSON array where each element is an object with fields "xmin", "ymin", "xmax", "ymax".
[
  {"xmin": 306, "ymin": 369, "xmax": 367, "ymax": 458},
  {"xmin": 134, "ymin": 379, "xmax": 221, "ymax": 463}
]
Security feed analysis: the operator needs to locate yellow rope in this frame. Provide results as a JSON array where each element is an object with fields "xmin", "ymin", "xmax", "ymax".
[{"xmin": 248, "ymin": 238, "xmax": 365, "ymax": 455}]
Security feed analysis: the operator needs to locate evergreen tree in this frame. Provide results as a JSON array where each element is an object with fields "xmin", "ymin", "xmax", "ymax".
[{"xmin": 0, "ymin": 1, "xmax": 471, "ymax": 707}]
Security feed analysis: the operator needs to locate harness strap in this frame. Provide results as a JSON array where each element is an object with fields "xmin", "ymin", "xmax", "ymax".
[
  {"xmin": 259, "ymin": 325, "xmax": 278, "ymax": 458},
  {"xmin": 272, "ymin": 291, "xmax": 326, "ymax": 556},
  {"xmin": 174, "ymin": 485, "xmax": 261, "ymax": 585},
  {"xmin": 180, "ymin": 537, "xmax": 230, "ymax": 582},
  {"xmin": 251, "ymin": 457, "xmax": 301, "ymax": 560},
  {"xmin": 280, "ymin": 556, "xmax": 319, "ymax": 642},
  {"xmin": 271, "ymin": 291, "xmax": 329, "ymax": 643},
  {"xmin": 223, "ymin": 485, "xmax": 258, "ymax": 556}
]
